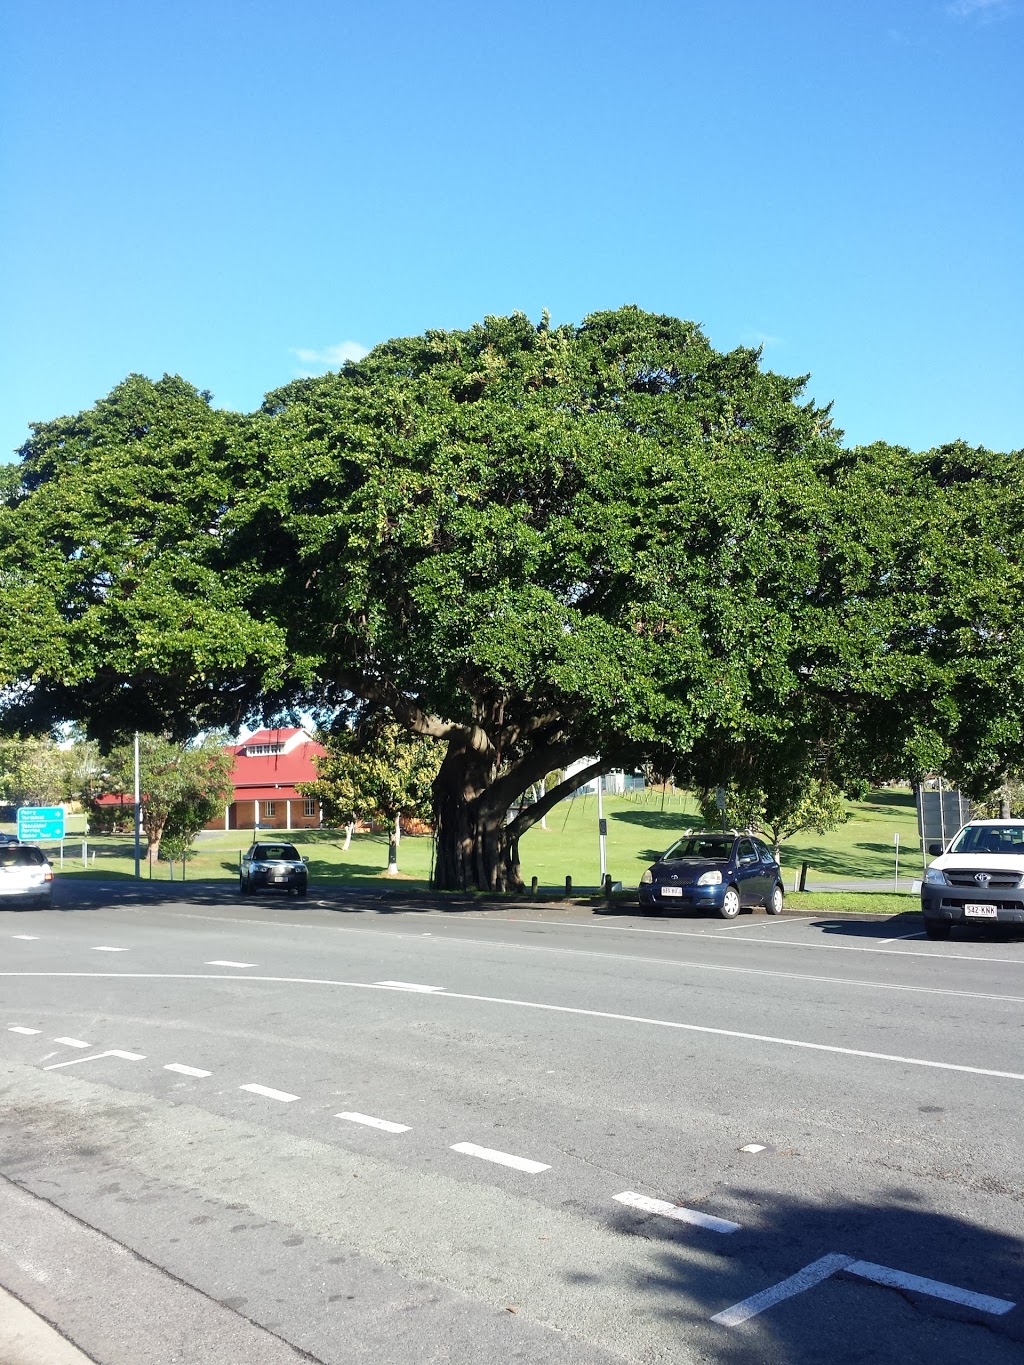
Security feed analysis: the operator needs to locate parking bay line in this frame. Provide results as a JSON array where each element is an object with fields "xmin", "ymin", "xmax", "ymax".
[
  {"xmin": 711, "ymin": 1253, "xmax": 1015, "ymax": 1326},
  {"xmin": 336, "ymin": 1111, "xmax": 410, "ymax": 1133},
  {"xmin": 613, "ymin": 1191, "xmax": 740, "ymax": 1234},
  {"xmin": 205, "ymin": 960, "xmax": 255, "ymax": 968},
  {"xmin": 43, "ymin": 1049, "xmax": 145, "ymax": 1071},
  {"xmin": 240, "ymin": 1083, "xmax": 299, "ymax": 1102},
  {"xmin": 10, "ymin": 974, "xmax": 1024, "ymax": 1083},
  {"xmin": 53, "ymin": 1037, "xmax": 91, "ymax": 1048},
  {"xmin": 7, "ymin": 1026, "xmax": 41, "ymax": 1035},
  {"xmin": 165, "ymin": 1063, "xmax": 212, "ymax": 1078},
  {"xmin": 91, "ymin": 946, "xmax": 128, "ymax": 952},
  {"xmin": 11, "ymin": 935, "xmax": 39, "ymax": 941},
  {"xmin": 376, "ymin": 980, "xmax": 445, "ymax": 992},
  {"xmin": 451, "ymin": 1143, "xmax": 550, "ymax": 1174}
]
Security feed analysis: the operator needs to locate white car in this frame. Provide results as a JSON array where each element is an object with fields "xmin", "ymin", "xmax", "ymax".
[
  {"xmin": 0, "ymin": 844, "xmax": 54, "ymax": 909},
  {"xmin": 921, "ymin": 819, "xmax": 1024, "ymax": 939}
]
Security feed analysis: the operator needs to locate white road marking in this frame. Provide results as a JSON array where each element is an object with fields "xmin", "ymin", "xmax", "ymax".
[
  {"xmin": 336, "ymin": 1111, "xmax": 410, "ymax": 1133},
  {"xmin": 54, "ymin": 1037, "xmax": 91, "ymax": 1048},
  {"xmin": 499, "ymin": 917, "xmax": 1024, "ymax": 965},
  {"xmin": 877, "ymin": 932, "xmax": 927, "ymax": 945},
  {"xmin": 11, "ymin": 935, "xmax": 39, "ymax": 941},
  {"xmin": 205, "ymin": 960, "xmax": 256, "ymax": 968},
  {"xmin": 7, "ymin": 1026, "xmax": 41, "ymax": 1035},
  {"xmin": 43, "ymin": 1049, "xmax": 146, "ymax": 1071},
  {"xmin": 240, "ymin": 1083, "xmax": 299, "ymax": 1102},
  {"xmin": 91, "ymin": 946, "xmax": 128, "ymax": 952},
  {"xmin": 11, "ymin": 974, "xmax": 1024, "ymax": 1081},
  {"xmin": 847, "ymin": 1260, "xmax": 1015, "ymax": 1315},
  {"xmin": 451, "ymin": 1143, "xmax": 550, "ymax": 1173},
  {"xmin": 613, "ymin": 1191, "xmax": 740, "ymax": 1233},
  {"xmin": 164, "ymin": 1063, "xmax": 212, "ymax": 1077},
  {"xmin": 714, "ymin": 918, "xmax": 794, "ymax": 930},
  {"xmin": 376, "ymin": 980, "xmax": 445, "ymax": 992},
  {"xmin": 740, "ymin": 1144, "xmax": 767, "ymax": 1153},
  {"xmin": 712, "ymin": 1253, "xmax": 855, "ymax": 1325}
]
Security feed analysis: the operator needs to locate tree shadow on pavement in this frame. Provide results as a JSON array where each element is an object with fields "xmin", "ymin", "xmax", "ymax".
[
  {"xmin": 814, "ymin": 915, "xmax": 1024, "ymax": 945},
  {"xmin": 598, "ymin": 1185, "xmax": 1023, "ymax": 1364}
]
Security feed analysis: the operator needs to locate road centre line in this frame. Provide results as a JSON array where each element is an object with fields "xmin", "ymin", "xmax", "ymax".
[
  {"xmin": 613, "ymin": 1191, "xmax": 740, "ymax": 1234},
  {"xmin": 53, "ymin": 1037, "xmax": 91, "ymax": 1048},
  {"xmin": 451, "ymin": 1143, "xmax": 550, "ymax": 1173},
  {"xmin": 376, "ymin": 980, "xmax": 445, "ymax": 992},
  {"xmin": 8, "ymin": 974, "xmax": 1024, "ymax": 1081},
  {"xmin": 205, "ymin": 960, "xmax": 255, "ymax": 968},
  {"xmin": 11, "ymin": 935, "xmax": 39, "ymax": 940},
  {"xmin": 91, "ymin": 946, "xmax": 128, "ymax": 952},
  {"xmin": 493, "ymin": 917, "xmax": 1024, "ymax": 965},
  {"xmin": 240, "ymin": 1083, "xmax": 299, "ymax": 1102},
  {"xmin": 7, "ymin": 1026, "xmax": 41, "ymax": 1035},
  {"xmin": 336, "ymin": 1111, "xmax": 410, "ymax": 1133},
  {"xmin": 165, "ymin": 1063, "xmax": 212, "ymax": 1077}
]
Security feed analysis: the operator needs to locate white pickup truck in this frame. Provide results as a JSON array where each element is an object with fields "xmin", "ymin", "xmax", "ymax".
[{"xmin": 921, "ymin": 818, "xmax": 1024, "ymax": 939}]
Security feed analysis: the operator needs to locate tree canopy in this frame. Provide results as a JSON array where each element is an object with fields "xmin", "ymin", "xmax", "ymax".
[{"xmin": 2, "ymin": 308, "xmax": 1022, "ymax": 889}]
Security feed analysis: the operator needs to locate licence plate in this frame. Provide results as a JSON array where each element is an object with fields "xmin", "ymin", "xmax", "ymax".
[
  {"xmin": 964, "ymin": 903, "xmax": 998, "ymax": 917},
  {"xmin": 661, "ymin": 886, "xmax": 683, "ymax": 898}
]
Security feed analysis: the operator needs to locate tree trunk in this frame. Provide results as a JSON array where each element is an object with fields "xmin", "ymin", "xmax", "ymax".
[
  {"xmin": 387, "ymin": 814, "xmax": 400, "ymax": 876},
  {"xmin": 343, "ymin": 822, "xmax": 354, "ymax": 851}
]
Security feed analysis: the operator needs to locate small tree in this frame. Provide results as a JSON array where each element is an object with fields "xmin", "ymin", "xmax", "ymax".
[
  {"xmin": 699, "ymin": 776, "xmax": 850, "ymax": 859},
  {"xmin": 96, "ymin": 734, "xmax": 233, "ymax": 864},
  {"xmin": 300, "ymin": 717, "xmax": 441, "ymax": 875}
]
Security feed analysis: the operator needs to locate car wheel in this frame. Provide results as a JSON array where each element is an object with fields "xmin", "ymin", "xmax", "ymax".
[
  {"xmin": 718, "ymin": 887, "xmax": 741, "ymax": 919},
  {"xmin": 296, "ymin": 882, "xmax": 308, "ymax": 898},
  {"xmin": 238, "ymin": 876, "xmax": 247, "ymax": 896},
  {"xmin": 640, "ymin": 904, "xmax": 661, "ymax": 916},
  {"xmin": 925, "ymin": 920, "xmax": 951, "ymax": 941},
  {"xmin": 767, "ymin": 883, "xmax": 784, "ymax": 915}
]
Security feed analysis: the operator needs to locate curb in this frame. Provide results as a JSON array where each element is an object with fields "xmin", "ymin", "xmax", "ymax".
[{"xmin": 0, "ymin": 1285, "xmax": 96, "ymax": 1364}]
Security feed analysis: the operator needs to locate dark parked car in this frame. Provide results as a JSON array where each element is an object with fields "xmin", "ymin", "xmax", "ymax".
[
  {"xmin": 0, "ymin": 831, "xmax": 19, "ymax": 846},
  {"xmin": 239, "ymin": 842, "xmax": 308, "ymax": 897},
  {"xmin": 639, "ymin": 832, "xmax": 784, "ymax": 919},
  {"xmin": 0, "ymin": 844, "xmax": 54, "ymax": 908}
]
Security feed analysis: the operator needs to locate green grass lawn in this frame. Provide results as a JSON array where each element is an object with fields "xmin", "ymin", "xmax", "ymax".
[{"xmin": 11, "ymin": 786, "xmax": 922, "ymax": 904}]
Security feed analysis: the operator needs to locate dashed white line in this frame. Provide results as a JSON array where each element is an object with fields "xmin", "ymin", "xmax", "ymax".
[
  {"xmin": 376, "ymin": 980, "xmax": 445, "ymax": 992},
  {"xmin": 740, "ymin": 1144, "xmax": 767, "ymax": 1154},
  {"xmin": 847, "ymin": 1260, "xmax": 1015, "ymax": 1314},
  {"xmin": 336, "ymin": 1111, "xmax": 410, "ymax": 1133},
  {"xmin": 613, "ymin": 1191, "xmax": 740, "ymax": 1234},
  {"xmin": 205, "ymin": 960, "xmax": 255, "ymax": 968},
  {"xmin": 91, "ymin": 946, "xmax": 128, "ymax": 952},
  {"xmin": 712, "ymin": 1253, "xmax": 854, "ymax": 1325},
  {"xmin": 11, "ymin": 935, "xmax": 39, "ymax": 941},
  {"xmin": 43, "ymin": 1049, "xmax": 146, "ymax": 1071},
  {"xmin": 164, "ymin": 1063, "xmax": 212, "ymax": 1078},
  {"xmin": 7, "ymin": 1026, "xmax": 41, "ymax": 1035},
  {"xmin": 450, "ymin": 1143, "xmax": 550, "ymax": 1173},
  {"xmin": 54, "ymin": 1037, "xmax": 91, "ymax": 1048},
  {"xmin": 240, "ymin": 1083, "xmax": 299, "ymax": 1102}
]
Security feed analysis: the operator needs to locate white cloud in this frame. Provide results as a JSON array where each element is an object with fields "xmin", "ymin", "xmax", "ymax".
[
  {"xmin": 945, "ymin": 0, "xmax": 1014, "ymax": 19},
  {"xmin": 291, "ymin": 340, "xmax": 370, "ymax": 371}
]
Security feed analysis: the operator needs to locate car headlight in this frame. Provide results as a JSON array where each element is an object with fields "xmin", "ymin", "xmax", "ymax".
[
  {"xmin": 640, "ymin": 869, "xmax": 653, "ymax": 885},
  {"xmin": 697, "ymin": 870, "xmax": 722, "ymax": 886},
  {"xmin": 924, "ymin": 868, "xmax": 947, "ymax": 885},
  {"xmin": 252, "ymin": 862, "xmax": 270, "ymax": 872}
]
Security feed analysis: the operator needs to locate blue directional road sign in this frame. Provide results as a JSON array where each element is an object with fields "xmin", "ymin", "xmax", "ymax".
[{"xmin": 16, "ymin": 806, "xmax": 66, "ymax": 841}]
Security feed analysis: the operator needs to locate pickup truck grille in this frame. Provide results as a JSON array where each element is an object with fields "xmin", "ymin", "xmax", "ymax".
[{"xmin": 944, "ymin": 870, "xmax": 1023, "ymax": 889}]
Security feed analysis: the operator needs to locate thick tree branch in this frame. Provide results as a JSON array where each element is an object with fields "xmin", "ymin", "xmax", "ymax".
[{"xmin": 504, "ymin": 757, "xmax": 611, "ymax": 841}]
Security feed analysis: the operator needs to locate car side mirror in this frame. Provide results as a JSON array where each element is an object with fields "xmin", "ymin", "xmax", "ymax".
[
  {"xmin": 927, "ymin": 842, "xmax": 943, "ymax": 857},
  {"xmin": 302, "ymin": 856, "xmax": 309, "ymax": 863}
]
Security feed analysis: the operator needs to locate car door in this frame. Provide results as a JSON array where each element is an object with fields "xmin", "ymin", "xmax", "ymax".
[{"xmin": 735, "ymin": 838, "xmax": 762, "ymax": 905}]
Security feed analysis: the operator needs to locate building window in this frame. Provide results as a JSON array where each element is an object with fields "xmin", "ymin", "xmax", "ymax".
[
  {"xmin": 247, "ymin": 743, "xmax": 284, "ymax": 756},
  {"xmin": 263, "ymin": 801, "xmax": 277, "ymax": 818},
  {"xmin": 303, "ymin": 798, "xmax": 316, "ymax": 818}
]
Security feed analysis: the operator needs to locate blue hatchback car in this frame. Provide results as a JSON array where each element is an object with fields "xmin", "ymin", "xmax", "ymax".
[{"xmin": 638, "ymin": 832, "xmax": 784, "ymax": 919}]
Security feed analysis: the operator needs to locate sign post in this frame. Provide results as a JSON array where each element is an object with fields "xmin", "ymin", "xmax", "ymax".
[
  {"xmin": 894, "ymin": 831, "xmax": 900, "ymax": 892},
  {"xmin": 597, "ymin": 780, "xmax": 608, "ymax": 884}
]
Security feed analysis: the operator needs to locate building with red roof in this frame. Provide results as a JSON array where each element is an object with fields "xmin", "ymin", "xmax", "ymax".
[{"xmin": 211, "ymin": 727, "xmax": 327, "ymax": 832}]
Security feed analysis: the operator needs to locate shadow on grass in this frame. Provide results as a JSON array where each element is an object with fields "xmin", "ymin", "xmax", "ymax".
[
  {"xmin": 611, "ymin": 809, "xmax": 707, "ymax": 832},
  {"xmin": 601, "ymin": 1185, "xmax": 1022, "ymax": 1364}
]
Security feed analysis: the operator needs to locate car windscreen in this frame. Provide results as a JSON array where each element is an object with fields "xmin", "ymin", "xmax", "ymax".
[
  {"xmin": 0, "ymin": 847, "xmax": 46, "ymax": 867},
  {"xmin": 252, "ymin": 845, "xmax": 300, "ymax": 861},
  {"xmin": 948, "ymin": 824, "xmax": 1024, "ymax": 855},
  {"xmin": 661, "ymin": 837, "xmax": 732, "ymax": 862}
]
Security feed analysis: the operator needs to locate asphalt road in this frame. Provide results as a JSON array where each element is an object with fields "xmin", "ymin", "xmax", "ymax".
[{"xmin": 1, "ymin": 883, "xmax": 1022, "ymax": 1363}]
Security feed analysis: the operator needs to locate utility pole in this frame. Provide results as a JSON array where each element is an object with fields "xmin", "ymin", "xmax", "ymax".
[
  {"xmin": 597, "ymin": 778, "xmax": 608, "ymax": 884},
  {"xmin": 133, "ymin": 731, "xmax": 141, "ymax": 879}
]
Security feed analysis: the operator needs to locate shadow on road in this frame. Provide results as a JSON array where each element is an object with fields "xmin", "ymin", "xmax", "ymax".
[{"xmin": 604, "ymin": 1185, "xmax": 1023, "ymax": 1364}]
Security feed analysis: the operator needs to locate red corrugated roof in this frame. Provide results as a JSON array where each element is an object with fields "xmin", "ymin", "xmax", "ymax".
[
  {"xmin": 229, "ymin": 739, "xmax": 326, "ymax": 792},
  {"xmin": 238, "ymin": 726, "xmax": 306, "ymax": 750}
]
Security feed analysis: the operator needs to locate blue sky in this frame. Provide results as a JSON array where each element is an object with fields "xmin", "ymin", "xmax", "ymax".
[{"xmin": 2, "ymin": 0, "xmax": 1021, "ymax": 459}]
